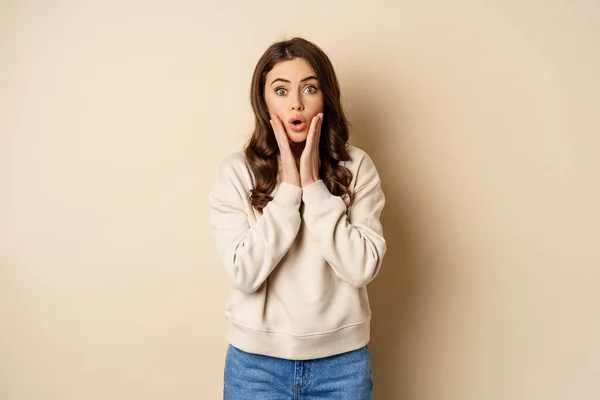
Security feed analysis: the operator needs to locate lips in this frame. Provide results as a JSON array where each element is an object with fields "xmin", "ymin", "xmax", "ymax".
[{"xmin": 288, "ymin": 115, "xmax": 307, "ymax": 133}]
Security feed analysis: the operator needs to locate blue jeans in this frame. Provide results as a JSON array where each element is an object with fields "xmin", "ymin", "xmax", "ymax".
[{"xmin": 223, "ymin": 344, "xmax": 373, "ymax": 400}]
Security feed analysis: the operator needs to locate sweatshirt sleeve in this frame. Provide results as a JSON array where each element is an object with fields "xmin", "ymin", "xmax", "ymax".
[
  {"xmin": 301, "ymin": 153, "xmax": 386, "ymax": 288},
  {"xmin": 209, "ymin": 158, "xmax": 303, "ymax": 294}
]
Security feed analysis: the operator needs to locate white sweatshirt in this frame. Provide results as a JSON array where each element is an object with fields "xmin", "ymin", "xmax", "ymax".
[{"xmin": 208, "ymin": 145, "xmax": 386, "ymax": 360}]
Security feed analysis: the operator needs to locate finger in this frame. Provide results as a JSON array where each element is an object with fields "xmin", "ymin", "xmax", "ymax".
[
  {"xmin": 310, "ymin": 113, "xmax": 322, "ymax": 151},
  {"xmin": 310, "ymin": 114, "xmax": 324, "ymax": 162},
  {"xmin": 306, "ymin": 114, "xmax": 319, "ymax": 147},
  {"xmin": 315, "ymin": 114, "xmax": 323, "ymax": 166},
  {"xmin": 316, "ymin": 113, "xmax": 323, "ymax": 148},
  {"xmin": 272, "ymin": 115, "xmax": 293, "ymax": 154},
  {"xmin": 270, "ymin": 115, "xmax": 285, "ymax": 144},
  {"xmin": 270, "ymin": 118, "xmax": 283, "ymax": 147},
  {"xmin": 274, "ymin": 115, "xmax": 289, "ymax": 140}
]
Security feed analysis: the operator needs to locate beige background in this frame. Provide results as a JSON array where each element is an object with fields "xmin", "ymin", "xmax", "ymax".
[{"xmin": 1, "ymin": 0, "xmax": 599, "ymax": 399}]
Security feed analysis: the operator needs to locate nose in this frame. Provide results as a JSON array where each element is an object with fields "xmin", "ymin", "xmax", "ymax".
[{"xmin": 291, "ymin": 93, "xmax": 304, "ymax": 111}]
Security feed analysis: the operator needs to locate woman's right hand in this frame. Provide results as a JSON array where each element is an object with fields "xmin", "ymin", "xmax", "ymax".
[{"xmin": 270, "ymin": 115, "xmax": 301, "ymax": 187}]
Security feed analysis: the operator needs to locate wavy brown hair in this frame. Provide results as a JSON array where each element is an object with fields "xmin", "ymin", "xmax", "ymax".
[{"xmin": 244, "ymin": 37, "xmax": 354, "ymax": 212}]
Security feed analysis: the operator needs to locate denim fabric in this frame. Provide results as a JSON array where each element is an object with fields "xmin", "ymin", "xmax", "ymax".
[{"xmin": 223, "ymin": 344, "xmax": 373, "ymax": 400}]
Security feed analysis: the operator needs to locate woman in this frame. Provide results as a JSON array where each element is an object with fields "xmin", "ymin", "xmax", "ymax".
[{"xmin": 209, "ymin": 37, "xmax": 386, "ymax": 400}]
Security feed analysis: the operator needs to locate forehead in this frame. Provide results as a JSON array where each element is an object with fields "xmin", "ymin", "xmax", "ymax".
[{"xmin": 266, "ymin": 58, "xmax": 316, "ymax": 81}]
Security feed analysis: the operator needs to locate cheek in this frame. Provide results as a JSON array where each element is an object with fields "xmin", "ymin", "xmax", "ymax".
[
  {"xmin": 307, "ymin": 94, "xmax": 324, "ymax": 112},
  {"xmin": 264, "ymin": 94, "xmax": 283, "ymax": 115}
]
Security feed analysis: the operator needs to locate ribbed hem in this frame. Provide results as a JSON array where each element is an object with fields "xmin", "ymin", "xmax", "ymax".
[
  {"xmin": 273, "ymin": 182, "xmax": 303, "ymax": 210},
  {"xmin": 301, "ymin": 180, "xmax": 332, "ymax": 204},
  {"xmin": 225, "ymin": 315, "xmax": 371, "ymax": 361}
]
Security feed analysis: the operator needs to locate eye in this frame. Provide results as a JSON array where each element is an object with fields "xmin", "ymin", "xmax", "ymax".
[
  {"xmin": 275, "ymin": 88, "xmax": 287, "ymax": 96},
  {"xmin": 304, "ymin": 85, "xmax": 318, "ymax": 94}
]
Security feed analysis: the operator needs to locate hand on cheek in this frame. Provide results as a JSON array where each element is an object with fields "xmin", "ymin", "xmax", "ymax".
[
  {"xmin": 300, "ymin": 113, "xmax": 323, "ymax": 187},
  {"xmin": 270, "ymin": 114, "xmax": 301, "ymax": 187}
]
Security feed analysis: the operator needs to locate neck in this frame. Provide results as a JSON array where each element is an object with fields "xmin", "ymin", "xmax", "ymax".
[{"xmin": 288, "ymin": 141, "xmax": 306, "ymax": 167}]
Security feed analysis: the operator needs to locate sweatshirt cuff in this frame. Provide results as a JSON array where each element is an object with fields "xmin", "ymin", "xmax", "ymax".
[
  {"xmin": 273, "ymin": 182, "xmax": 303, "ymax": 210},
  {"xmin": 301, "ymin": 180, "xmax": 333, "ymax": 203}
]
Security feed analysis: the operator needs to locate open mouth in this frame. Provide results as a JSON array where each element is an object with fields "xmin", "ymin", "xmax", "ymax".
[{"xmin": 288, "ymin": 115, "xmax": 307, "ymax": 132}]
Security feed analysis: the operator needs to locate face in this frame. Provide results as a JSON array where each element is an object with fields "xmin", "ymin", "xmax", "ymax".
[{"xmin": 264, "ymin": 58, "xmax": 324, "ymax": 143}]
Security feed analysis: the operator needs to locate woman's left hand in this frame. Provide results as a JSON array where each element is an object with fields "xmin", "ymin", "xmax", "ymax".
[{"xmin": 300, "ymin": 113, "xmax": 323, "ymax": 187}]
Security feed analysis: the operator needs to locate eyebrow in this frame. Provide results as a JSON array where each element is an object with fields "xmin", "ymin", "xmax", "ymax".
[{"xmin": 270, "ymin": 76, "xmax": 319, "ymax": 86}]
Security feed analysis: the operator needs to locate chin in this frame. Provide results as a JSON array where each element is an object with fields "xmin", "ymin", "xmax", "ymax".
[
  {"xmin": 286, "ymin": 130, "xmax": 308, "ymax": 143},
  {"xmin": 289, "ymin": 136, "xmax": 307, "ymax": 144}
]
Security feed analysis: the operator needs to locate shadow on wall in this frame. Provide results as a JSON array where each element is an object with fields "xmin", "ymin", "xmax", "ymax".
[{"xmin": 347, "ymin": 85, "xmax": 432, "ymax": 400}]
